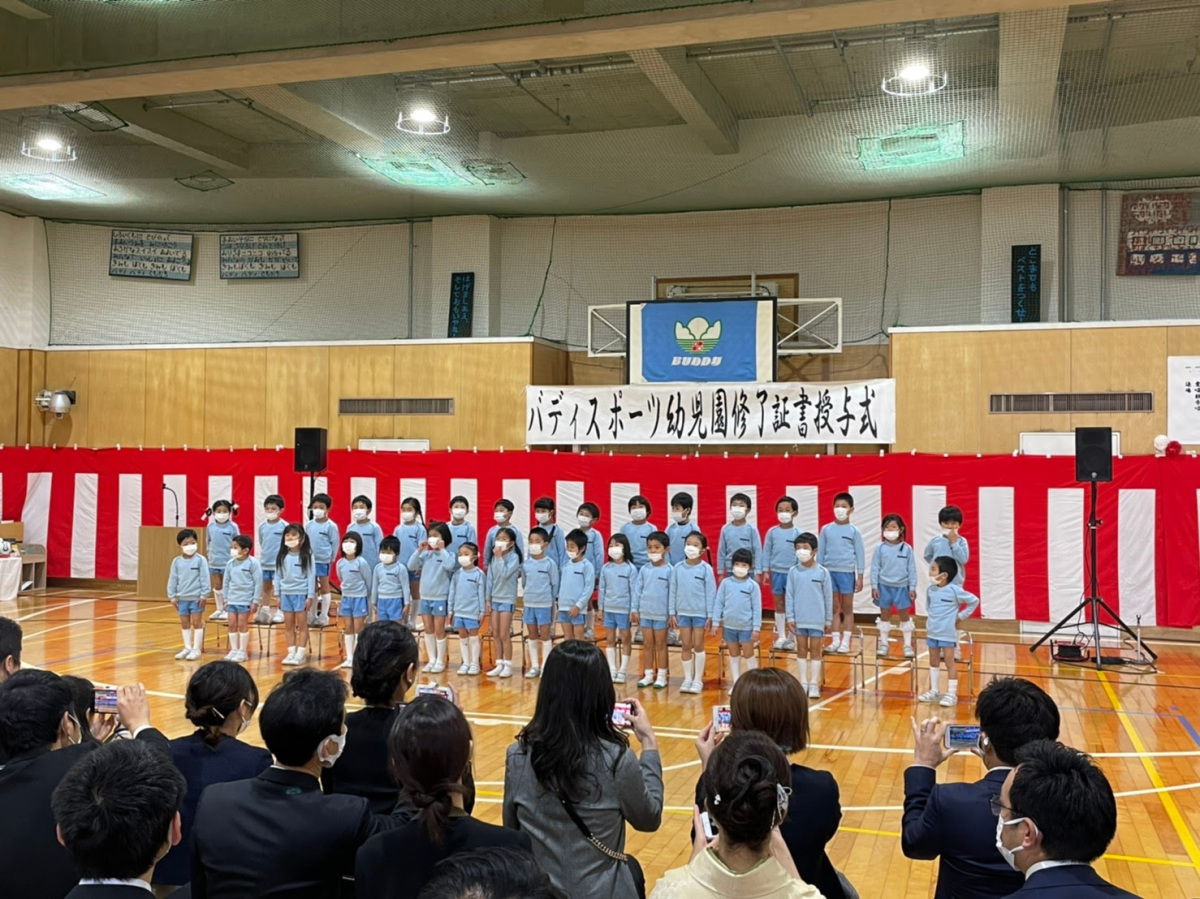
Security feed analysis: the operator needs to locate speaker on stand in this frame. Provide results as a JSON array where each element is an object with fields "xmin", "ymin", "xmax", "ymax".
[{"xmin": 295, "ymin": 428, "xmax": 328, "ymax": 506}]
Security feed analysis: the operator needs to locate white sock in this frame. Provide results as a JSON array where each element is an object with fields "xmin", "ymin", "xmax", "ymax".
[
  {"xmin": 470, "ymin": 636, "xmax": 481, "ymax": 666},
  {"xmin": 730, "ymin": 656, "xmax": 742, "ymax": 681},
  {"xmin": 181, "ymin": 628, "xmax": 193, "ymax": 650},
  {"xmin": 586, "ymin": 608, "xmax": 595, "ymax": 630},
  {"xmin": 831, "ymin": 630, "xmax": 841, "ymax": 647},
  {"xmin": 461, "ymin": 639, "xmax": 470, "ymax": 665},
  {"xmin": 694, "ymin": 651, "xmax": 706, "ymax": 682},
  {"xmin": 541, "ymin": 640, "xmax": 553, "ymax": 667},
  {"xmin": 424, "ymin": 634, "xmax": 437, "ymax": 662},
  {"xmin": 746, "ymin": 656, "xmax": 758, "ymax": 670},
  {"xmin": 798, "ymin": 657, "xmax": 809, "ymax": 685},
  {"xmin": 194, "ymin": 628, "xmax": 204, "ymax": 648},
  {"xmin": 811, "ymin": 659, "xmax": 822, "ymax": 686},
  {"xmin": 287, "ymin": 645, "xmax": 297, "ymax": 657},
  {"xmin": 436, "ymin": 638, "xmax": 447, "ymax": 665},
  {"xmin": 344, "ymin": 633, "xmax": 355, "ymax": 659},
  {"xmin": 605, "ymin": 646, "xmax": 616, "ymax": 672},
  {"xmin": 320, "ymin": 593, "xmax": 332, "ymax": 616},
  {"xmin": 901, "ymin": 620, "xmax": 915, "ymax": 645},
  {"xmin": 947, "ymin": 679, "xmax": 958, "ymax": 696},
  {"xmin": 656, "ymin": 667, "xmax": 667, "ymax": 683},
  {"xmin": 643, "ymin": 668, "xmax": 654, "ymax": 682},
  {"xmin": 682, "ymin": 658, "xmax": 694, "ymax": 682},
  {"xmin": 620, "ymin": 654, "xmax": 630, "ymax": 674},
  {"xmin": 529, "ymin": 641, "xmax": 541, "ymax": 670},
  {"xmin": 214, "ymin": 589, "xmax": 225, "ymax": 611},
  {"xmin": 930, "ymin": 668, "xmax": 941, "ymax": 692}
]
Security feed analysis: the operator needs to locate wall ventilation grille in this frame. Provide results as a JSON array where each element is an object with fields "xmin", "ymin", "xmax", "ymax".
[
  {"xmin": 989, "ymin": 393, "xmax": 1153, "ymax": 413},
  {"xmin": 339, "ymin": 398, "xmax": 454, "ymax": 415}
]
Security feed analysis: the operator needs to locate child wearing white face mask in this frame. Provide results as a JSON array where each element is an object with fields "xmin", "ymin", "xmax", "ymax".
[
  {"xmin": 348, "ymin": 495, "xmax": 384, "ymax": 569},
  {"xmin": 169, "ymin": 529, "xmax": 212, "ymax": 661},
  {"xmin": 575, "ymin": 502, "xmax": 604, "ymax": 639},
  {"xmin": 717, "ymin": 492, "xmax": 763, "ymax": 579},
  {"xmin": 710, "ymin": 547, "xmax": 761, "ymax": 693},
  {"xmin": 393, "ymin": 496, "xmax": 426, "ymax": 630},
  {"xmin": 871, "ymin": 513, "xmax": 918, "ymax": 659},
  {"xmin": 447, "ymin": 495, "xmax": 477, "ymax": 559},
  {"xmin": 484, "ymin": 498, "xmax": 525, "ymax": 563},
  {"xmin": 763, "ymin": 495, "xmax": 801, "ymax": 651},
  {"xmin": 276, "ymin": 524, "xmax": 316, "ymax": 666},
  {"xmin": 558, "ymin": 529, "xmax": 594, "ymax": 643},
  {"xmin": 522, "ymin": 527, "xmax": 559, "ymax": 677},
  {"xmin": 619, "ymin": 495, "xmax": 655, "ymax": 568},
  {"xmin": 305, "ymin": 493, "xmax": 338, "ymax": 628},
  {"xmin": 634, "ymin": 532, "xmax": 674, "ymax": 690},
  {"xmin": 532, "ymin": 496, "xmax": 568, "ymax": 568},
  {"xmin": 206, "ymin": 499, "xmax": 239, "ymax": 623},
  {"xmin": 409, "ymin": 521, "xmax": 457, "ymax": 673},
  {"xmin": 600, "ymin": 534, "xmax": 642, "ymax": 683},
  {"xmin": 671, "ymin": 531, "xmax": 715, "ymax": 694},
  {"xmin": 372, "ymin": 536, "xmax": 411, "ymax": 626},
  {"xmin": 223, "ymin": 535, "xmax": 262, "ymax": 663},
  {"xmin": 666, "ymin": 492, "xmax": 695, "ymax": 565},
  {"xmin": 785, "ymin": 533, "xmax": 833, "ymax": 699},
  {"xmin": 449, "ymin": 543, "xmax": 485, "ymax": 676},
  {"xmin": 486, "ymin": 527, "xmax": 523, "ymax": 677},
  {"xmin": 336, "ymin": 532, "xmax": 372, "ymax": 668},
  {"xmin": 257, "ymin": 494, "xmax": 287, "ymax": 625},
  {"xmin": 923, "ymin": 504, "xmax": 969, "ymax": 586},
  {"xmin": 817, "ymin": 492, "xmax": 865, "ymax": 654}
]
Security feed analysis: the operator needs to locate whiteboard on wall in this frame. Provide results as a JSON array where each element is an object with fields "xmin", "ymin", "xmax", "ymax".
[
  {"xmin": 1168, "ymin": 356, "xmax": 1200, "ymax": 443},
  {"xmin": 1019, "ymin": 431, "xmax": 1121, "ymax": 456}
]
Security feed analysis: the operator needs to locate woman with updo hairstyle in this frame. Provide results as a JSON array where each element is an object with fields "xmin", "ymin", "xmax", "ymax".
[
  {"xmin": 354, "ymin": 695, "xmax": 533, "ymax": 899},
  {"xmin": 155, "ymin": 661, "xmax": 271, "ymax": 889},
  {"xmin": 652, "ymin": 731, "xmax": 821, "ymax": 898}
]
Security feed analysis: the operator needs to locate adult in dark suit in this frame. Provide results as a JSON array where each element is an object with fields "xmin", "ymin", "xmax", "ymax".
[
  {"xmin": 355, "ymin": 695, "xmax": 533, "ymax": 899},
  {"xmin": 155, "ymin": 662, "xmax": 273, "ymax": 887},
  {"xmin": 190, "ymin": 667, "xmax": 402, "ymax": 898},
  {"xmin": 0, "ymin": 672, "xmax": 168, "ymax": 899},
  {"xmin": 52, "ymin": 739, "xmax": 187, "ymax": 899},
  {"xmin": 997, "ymin": 739, "xmax": 1141, "ymax": 898},
  {"xmin": 0, "ymin": 615, "xmax": 24, "ymax": 765},
  {"xmin": 903, "ymin": 677, "xmax": 1061, "ymax": 899}
]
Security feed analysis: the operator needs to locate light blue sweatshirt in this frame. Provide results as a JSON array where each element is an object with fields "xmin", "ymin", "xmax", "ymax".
[
  {"xmin": 447, "ymin": 520, "xmax": 477, "ymax": 556},
  {"xmin": 713, "ymin": 576, "xmax": 762, "ymax": 632},
  {"xmin": 484, "ymin": 523, "xmax": 525, "ymax": 563},
  {"xmin": 666, "ymin": 521, "xmax": 695, "ymax": 565},
  {"xmin": 762, "ymin": 524, "xmax": 801, "ymax": 575},
  {"xmin": 670, "ymin": 560, "xmax": 716, "ymax": 619},
  {"xmin": 372, "ymin": 560, "xmax": 410, "ymax": 602},
  {"xmin": 449, "ymin": 566, "xmax": 486, "ymax": 620},
  {"xmin": 872, "ymin": 541, "xmax": 919, "ymax": 589},
  {"xmin": 224, "ymin": 556, "xmax": 262, "ymax": 606},
  {"xmin": 635, "ymin": 563, "xmax": 673, "ymax": 621},
  {"xmin": 718, "ymin": 522, "xmax": 763, "ymax": 575},
  {"xmin": 540, "ymin": 523, "xmax": 568, "ymax": 568},
  {"xmin": 522, "ymin": 556, "xmax": 561, "ymax": 608},
  {"xmin": 619, "ymin": 521, "xmax": 656, "ymax": 568},
  {"xmin": 486, "ymin": 551, "xmax": 521, "ymax": 603},
  {"xmin": 408, "ymin": 548, "xmax": 457, "ymax": 600},
  {"xmin": 258, "ymin": 518, "xmax": 287, "ymax": 571},
  {"xmin": 785, "ymin": 563, "xmax": 833, "ymax": 632},
  {"xmin": 580, "ymin": 527, "xmax": 604, "ymax": 584},
  {"xmin": 276, "ymin": 551, "xmax": 316, "ymax": 598},
  {"xmin": 337, "ymin": 556, "xmax": 373, "ymax": 598},
  {"xmin": 599, "ymin": 561, "xmax": 641, "ymax": 614},
  {"xmin": 305, "ymin": 519, "xmax": 339, "ymax": 564},
  {"xmin": 817, "ymin": 522, "xmax": 865, "ymax": 573},
  {"xmin": 558, "ymin": 558, "xmax": 595, "ymax": 612},
  {"xmin": 168, "ymin": 554, "xmax": 211, "ymax": 601},
  {"xmin": 349, "ymin": 521, "xmax": 384, "ymax": 569},
  {"xmin": 206, "ymin": 520, "xmax": 239, "ymax": 569},
  {"xmin": 925, "ymin": 583, "xmax": 979, "ymax": 643},
  {"xmin": 393, "ymin": 521, "xmax": 426, "ymax": 570},
  {"xmin": 924, "ymin": 535, "xmax": 970, "ymax": 586}
]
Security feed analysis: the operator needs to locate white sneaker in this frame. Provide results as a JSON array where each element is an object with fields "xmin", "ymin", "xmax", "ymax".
[
  {"xmin": 282, "ymin": 649, "xmax": 299, "ymax": 666},
  {"xmin": 876, "ymin": 641, "xmax": 889, "ymax": 657},
  {"xmin": 295, "ymin": 649, "xmax": 308, "ymax": 666},
  {"xmin": 223, "ymin": 649, "xmax": 237, "ymax": 661},
  {"xmin": 837, "ymin": 638, "xmax": 851, "ymax": 654},
  {"xmin": 414, "ymin": 620, "xmax": 425, "ymax": 632},
  {"xmin": 236, "ymin": 651, "xmax": 249, "ymax": 663},
  {"xmin": 498, "ymin": 663, "xmax": 513, "ymax": 679},
  {"xmin": 654, "ymin": 676, "xmax": 668, "ymax": 690},
  {"xmin": 583, "ymin": 627, "xmax": 595, "ymax": 641},
  {"xmin": 772, "ymin": 637, "xmax": 786, "ymax": 650},
  {"xmin": 614, "ymin": 671, "xmax": 627, "ymax": 684},
  {"xmin": 637, "ymin": 673, "xmax": 654, "ymax": 688},
  {"xmin": 526, "ymin": 666, "xmax": 540, "ymax": 678},
  {"xmin": 903, "ymin": 644, "xmax": 915, "ymax": 658},
  {"xmin": 429, "ymin": 661, "xmax": 446, "ymax": 674},
  {"xmin": 306, "ymin": 611, "xmax": 318, "ymax": 626},
  {"xmin": 939, "ymin": 693, "xmax": 958, "ymax": 708},
  {"xmin": 457, "ymin": 662, "xmax": 471, "ymax": 675},
  {"xmin": 209, "ymin": 609, "xmax": 225, "ymax": 621},
  {"xmin": 467, "ymin": 664, "xmax": 481, "ymax": 676},
  {"xmin": 807, "ymin": 683, "xmax": 820, "ymax": 699},
  {"xmin": 339, "ymin": 657, "xmax": 353, "ymax": 669},
  {"xmin": 632, "ymin": 630, "xmax": 643, "ymax": 645},
  {"xmin": 421, "ymin": 660, "xmax": 435, "ymax": 673},
  {"xmin": 175, "ymin": 648, "xmax": 191, "ymax": 660},
  {"xmin": 678, "ymin": 679, "xmax": 693, "ymax": 694},
  {"xmin": 271, "ymin": 610, "xmax": 285, "ymax": 624},
  {"xmin": 954, "ymin": 648, "xmax": 964, "ymax": 663},
  {"xmin": 486, "ymin": 663, "xmax": 503, "ymax": 677},
  {"xmin": 315, "ymin": 614, "xmax": 331, "ymax": 628},
  {"xmin": 666, "ymin": 630, "xmax": 681, "ymax": 647},
  {"xmin": 253, "ymin": 608, "xmax": 270, "ymax": 624},
  {"xmin": 917, "ymin": 689, "xmax": 940, "ymax": 703}
]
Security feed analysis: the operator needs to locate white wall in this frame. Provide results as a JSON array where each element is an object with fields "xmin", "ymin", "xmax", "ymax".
[{"xmin": 0, "ymin": 211, "xmax": 51, "ymax": 348}]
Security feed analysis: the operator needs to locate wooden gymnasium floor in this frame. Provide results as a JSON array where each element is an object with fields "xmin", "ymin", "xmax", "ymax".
[{"xmin": 9, "ymin": 589, "xmax": 1200, "ymax": 898}]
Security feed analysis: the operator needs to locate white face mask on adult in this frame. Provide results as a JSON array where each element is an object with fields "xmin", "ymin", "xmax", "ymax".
[
  {"xmin": 319, "ymin": 731, "xmax": 347, "ymax": 768},
  {"xmin": 995, "ymin": 814, "xmax": 1031, "ymax": 871}
]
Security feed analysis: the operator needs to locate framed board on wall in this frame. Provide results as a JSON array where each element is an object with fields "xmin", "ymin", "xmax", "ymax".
[
  {"xmin": 447, "ymin": 272, "xmax": 475, "ymax": 338},
  {"xmin": 1011, "ymin": 244, "xmax": 1041, "ymax": 323},
  {"xmin": 109, "ymin": 230, "xmax": 193, "ymax": 281},
  {"xmin": 219, "ymin": 232, "xmax": 300, "ymax": 279}
]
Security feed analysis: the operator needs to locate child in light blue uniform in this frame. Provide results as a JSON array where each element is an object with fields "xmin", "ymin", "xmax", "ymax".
[
  {"xmin": 447, "ymin": 495, "xmax": 477, "ymax": 558},
  {"xmin": 666, "ymin": 492, "xmax": 695, "ymax": 566},
  {"xmin": 223, "ymin": 534, "xmax": 261, "ymax": 664},
  {"xmin": 485, "ymin": 528, "xmax": 522, "ymax": 679},
  {"xmin": 919, "ymin": 556, "xmax": 979, "ymax": 708},
  {"xmin": 634, "ymin": 531, "xmax": 673, "ymax": 690},
  {"xmin": 785, "ymin": 532, "xmax": 833, "ymax": 700},
  {"xmin": 619, "ymin": 495, "xmax": 656, "ymax": 568},
  {"xmin": 449, "ymin": 542, "xmax": 485, "ymax": 676},
  {"xmin": 168, "ymin": 528, "xmax": 211, "ymax": 662},
  {"xmin": 817, "ymin": 492, "xmax": 866, "ymax": 654},
  {"xmin": 923, "ymin": 504, "xmax": 970, "ymax": 586},
  {"xmin": 558, "ymin": 529, "xmax": 595, "ymax": 642},
  {"xmin": 575, "ymin": 502, "xmax": 604, "ymax": 639},
  {"xmin": 276, "ymin": 524, "xmax": 316, "ymax": 667},
  {"xmin": 671, "ymin": 530, "xmax": 715, "ymax": 694},
  {"xmin": 409, "ymin": 521, "xmax": 456, "ymax": 673},
  {"xmin": 600, "ymin": 534, "xmax": 641, "ymax": 684},
  {"xmin": 305, "ymin": 493, "xmax": 339, "ymax": 628},
  {"xmin": 711, "ymin": 547, "xmax": 761, "ymax": 691},
  {"xmin": 484, "ymin": 499, "xmax": 525, "ymax": 562},
  {"xmin": 394, "ymin": 496, "xmax": 426, "ymax": 628},
  {"xmin": 871, "ymin": 513, "xmax": 919, "ymax": 659},
  {"xmin": 372, "ymin": 536, "xmax": 410, "ymax": 624},
  {"xmin": 349, "ymin": 495, "xmax": 384, "ymax": 569},
  {"xmin": 257, "ymin": 494, "xmax": 287, "ymax": 625},
  {"xmin": 336, "ymin": 532, "xmax": 373, "ymax": 669},
  {"xmin": 206, "ymin": 499, "xmax": 239, "ymax": 623},
  {"xmin": 533, "ymin": 496, "xmax": 568, "ymax": 568},
  {"xmin": 763, "ymin": 495, "xmax": 801, "ymax": 651},
  {"xmin": 522, "ymin": 527, "xmax": 560, "ymax": 678},
  {"xmin": 718, "ymin": 492, "xmax": 763, "ymax": 577}
]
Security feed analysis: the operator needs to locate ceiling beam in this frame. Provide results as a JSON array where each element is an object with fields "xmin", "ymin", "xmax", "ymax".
[
  {"xmin": 0, "ymin": 0, "xmax": 49, "ymax": 20},
  {"xmin": 997, "ymin": 6, "xmax": 1068, "ymax": 158},
  {"xmin": 236, "ymin": 85, "xmax": 384, "ymax": 156},
  {"xmin": 101, "ymin": 99, "xmax": 250, "ymax": 172},
  {"xmin": 631, "ymin": 47, "xmax": 738, "ymax": 154},
  {"xmin": 0, "ymin": 0, "xmax": 1095, "ymax": 111}
]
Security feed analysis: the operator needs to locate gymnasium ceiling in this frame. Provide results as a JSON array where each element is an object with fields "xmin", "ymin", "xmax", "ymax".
[{"xmin": 0, "ymin": 0, "xmax": 1198, "ymax": 225}]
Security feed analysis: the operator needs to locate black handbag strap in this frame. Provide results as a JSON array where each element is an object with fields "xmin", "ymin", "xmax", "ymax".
[{"xmin": 558, "ymin": 794, "xmax": 628, "ymax": 862}]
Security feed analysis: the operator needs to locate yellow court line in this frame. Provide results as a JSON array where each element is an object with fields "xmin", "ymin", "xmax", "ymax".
[
  {"xmin": 1097, "ymin": 671, "xmax": 1200, "ymax": 873},
  {"xmin": 1102, "ymin": 854, "xmax": 1194, "ymax": 869}
]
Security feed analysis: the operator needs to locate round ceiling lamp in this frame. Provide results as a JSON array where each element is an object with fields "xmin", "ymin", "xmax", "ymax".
[
  {"xmin": 881, "ymin": 62, "xmax": 948, "ymax": 97},
  {"xmin": 19, "ymin": 116, "xmax": 77, "ymax": 162},
  {"xmin": 396, "ymin": 86, "xmax": 451, "ymax": 136}
]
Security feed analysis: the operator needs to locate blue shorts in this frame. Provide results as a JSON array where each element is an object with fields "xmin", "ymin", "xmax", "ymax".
[
  {"xmin": 418, "ymin": 599, "xmax": 448, "ymax": 618},
  {"xmin": 226, "ymin": 603, "xmax": 251, "ymax": 614},
  {"xmin": 641, "ymin": 618, "xmax": 667, "ymax": 631},
  {"xmin": 341, "ymin": 596, "xmax": 369, "ymax": 618},
  {"xmin": 604, "ymin": 612, "xmax": 631, "ymax": 631},
  {"xmin": 209, "ymin": 567, "xmax": 224, "ymax": 577},
  {"xmin": 453, "ymin": 615, "xmax": 480, "ymax": 631},
  {"xmin": 927, "ymin": 638, "xmax": 955, "ymax": 649},
  {"xmin": 262, "ymin": 569, "xmax": 274, "ymax": 582},
  {"xmin": 830, "ymin": 571, "xmax": 857, "ymax": 594},
  {"xmin": 315, "ymin": 562, "xmax": 330, "ymax": 578},
  {"xmin": 770, "ymin": 572, "xmax": 789, "ymax": 595},
  {"xmin": 491, "ymin": 601, "xmax": 515, "ymax": 614},
  {"xmin": 678, "ymin": 615, "xmax": 707, "ymax": 629},
  {"xmin": 176, "ymin": 599, "xmax": 203, "ymax": 616},
  {"xmin": 408, "ymin": 571, "xmax": 420, "ymax": 583},
  {"xmin": 796, "ymin": 627, "xmax": 824, "ymax": 638},
  {"xmin": 724, "ymin": 627, "xmax": 752, "ymax": 644},
  {"xmin": 557, "ymin": 605, "xmax": 586, "ymax": 625},
  {"xmin": 525, "ymin": 605, "xmax": 553, "ymax": 627},
  {"xmin": 875, "ymin": 584, "xmax": 913, "ymax": 611},
  {"xmin": 376, "ymin": 599, "xmax": 405, "ymax": 621},
  {"xmin": 280, "ymin": 593, "xmax": 308, "ymax": 613}
]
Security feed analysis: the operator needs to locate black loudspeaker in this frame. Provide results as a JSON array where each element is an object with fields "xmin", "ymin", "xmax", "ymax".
[
  {"xmin": 1075, "ymin": 427, "xmax": 1113, "ymax": 483},
  {"xmin": 295, "ymin": 427, "xmax": 328, "ymax": 473}
]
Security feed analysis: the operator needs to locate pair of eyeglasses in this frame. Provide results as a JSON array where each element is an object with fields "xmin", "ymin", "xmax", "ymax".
[{"xmin": 988, "ymin": 793, "xmax": 1017, "ymax": 817}]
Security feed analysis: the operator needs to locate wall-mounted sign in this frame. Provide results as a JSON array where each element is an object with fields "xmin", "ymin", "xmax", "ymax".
[
  {"xmin": 109, "ymin": 230, "xmax": 193, "ymax": 281},
  {"xmin": 219, "ymin": 232, "xmax": 300, "ymax": 279}
]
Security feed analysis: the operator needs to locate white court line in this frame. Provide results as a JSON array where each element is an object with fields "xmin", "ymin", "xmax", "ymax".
[
  {"xmin": 806, "ymin": 651, "xmax": 930, "ymax": 714},
  {"xmin": 10, "ymin": 598, "xmax": 95, "ymax": 623},
  {"xmin": 1113, "ymin": 781, "xmax": 1200, "ymax": 799}
]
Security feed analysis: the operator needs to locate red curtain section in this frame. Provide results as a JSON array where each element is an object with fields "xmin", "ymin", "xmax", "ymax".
[{"xmin": 1, "ymin": 447, "xmax": 1197, "ymax": 627}]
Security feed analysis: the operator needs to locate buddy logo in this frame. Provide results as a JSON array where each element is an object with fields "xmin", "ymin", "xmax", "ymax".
[{"xmin": 673, "ymin": 317, "xmax": 723, "ymax": 367}]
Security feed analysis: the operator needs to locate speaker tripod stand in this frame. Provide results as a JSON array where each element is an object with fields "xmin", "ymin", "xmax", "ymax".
[{"xmin": 1030, "ymin": 479, "xmax": 1157, "ymax": 669}]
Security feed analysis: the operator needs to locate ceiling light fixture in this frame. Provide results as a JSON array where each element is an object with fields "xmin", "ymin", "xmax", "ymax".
[
  {"xmin": 882, "ymin": 62, "xmax": 948, "ymax": 97},
  {"xmin": 0, "ymin": 173, "xmax": 104, "ymax": 200},
  {"xmin": 357, "ymin": 153, "xmax": 468, "ymax": 187},
  {"xmin": 19, "ymin": 117, "xmax": 77, "ymax": 163},
  {"xmin": 396, "ymin": 85, "xmax": 451, "ymax": 136}
]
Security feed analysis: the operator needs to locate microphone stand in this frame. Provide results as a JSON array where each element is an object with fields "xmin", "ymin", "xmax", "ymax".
[{"xmin": 162, "ymin": 483, "xmax": 181, "ymax": 527}]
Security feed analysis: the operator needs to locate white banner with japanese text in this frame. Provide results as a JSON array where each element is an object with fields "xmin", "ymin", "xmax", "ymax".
[{"xmin": 526, "ymin": 380, "xmax": 895, "ymax": 445}]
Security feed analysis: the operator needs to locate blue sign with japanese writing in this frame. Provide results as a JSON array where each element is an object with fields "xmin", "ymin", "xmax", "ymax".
[
  {"xmin": 1011, "ymin": 244, "xmax": 1041, "ymax": 324},
  {"xmin": 635, "ymin": 298, "xmax": 768, "ymax": 383},
  {"xmin": 447, "ymin": 272, "xmax": 475, "ymax": 338}
]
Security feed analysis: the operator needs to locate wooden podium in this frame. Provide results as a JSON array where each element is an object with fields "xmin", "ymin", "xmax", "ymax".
[{"xmin": 138, "ymin": 527, "xmax": 206, "ymax": 599}]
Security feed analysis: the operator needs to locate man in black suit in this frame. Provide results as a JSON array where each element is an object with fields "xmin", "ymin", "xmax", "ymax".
[
  {"xmin": 0, "ymin": 616, "xmax": 23, "ymax": 765},
  {"xmin": 903, "ymin": 677, "xmax": 1061, "ymax": 898},
  {"xmin": 0, "ymin": 671, "xmax": 169, "ymax": 899},
  {"xmin": 997, "ymin": 739, "xmax": 1141, "ymax": 898},
  {"xmin": 52, "ymin": 740, "xmax": 187, "ymax": 898},
  {"xmin": 190, "ymin": 667, "xmax": 402, "ymax": 898}
]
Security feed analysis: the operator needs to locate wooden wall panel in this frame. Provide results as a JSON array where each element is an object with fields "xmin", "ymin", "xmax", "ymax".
[
  {"xmin": 0, "ymin": 349, "xmax": 18, "ymax": 446},
  {"xmin": 265, "ymin": 346, "xmax": 328, "ymax": 447},
  {"xmin": 459, "ymin": 343, "xmax": 529, "ymax": 448},
  {"xmin": 893, "ymin": 332, "xmax": 981, "ymax": 453},
  {"xmin": 531, "ymin": 342, "xmax": 567, "ymax": 385},
  {"xmin": 327, "ymin": 345, "xmax": 396, "ymax": 448},
  {"xmin": 204, "ymin": 348, "xmax": 267, "ymax": 448},
  {"xmin": 394, "ymin": 344, "xmax": 460, "ymax": 450},
  {"xmin": 16, "ymin": 350, "xmax": 45, "ymax": 446},
  {"xmin": 979, "ymin": 330, "xmax": 1072, "ymax": 454},
  {"xmin": 1070, "ymin": 328, "xmax": 1166, "ymax": 455},
  {"xmin": 42, "ymin": 351, "xmax": 87, "ymax": 447},
  {"xmin": 87, "ymin": 351, "xmax": 146, "ymax": 447},
  {"xmin": 144, "ymin": 350, "xmax": 206, "ymax": 448}
]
